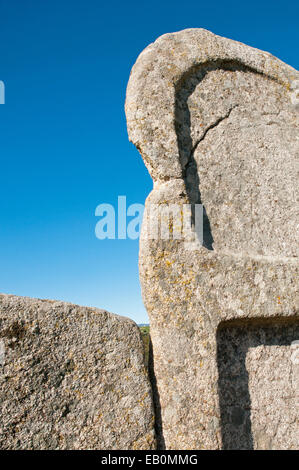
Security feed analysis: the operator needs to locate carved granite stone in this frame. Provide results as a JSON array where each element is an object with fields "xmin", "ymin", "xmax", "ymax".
[
  {"xmin": 0, "ymin": 294, "xmax": 156, "ymax": 449},
  {"xmin": 126, "ymin": 29, "xmax": 299, "ymax": 449}
]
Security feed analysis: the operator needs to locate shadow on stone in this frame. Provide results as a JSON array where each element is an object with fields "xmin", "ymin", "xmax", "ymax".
[
  {"xmin": 174, "ymin": 59, "xmax": 270, "ymax": 251},
  {"xmin": 148, "ymin": 338, "xmax": 166, "ymax": 450},
  {"xmin": 217, "ymin": 318, "xmax": 299, "ymax": 450},
  {"xmin": 174, "ymin": 65, "xmax": 214, "ymax": 250}
]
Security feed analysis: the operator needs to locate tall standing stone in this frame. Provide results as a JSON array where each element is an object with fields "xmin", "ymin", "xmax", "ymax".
[{"xmin": 126, "ymin": 29, "xmax": 299, "ymax": 449}]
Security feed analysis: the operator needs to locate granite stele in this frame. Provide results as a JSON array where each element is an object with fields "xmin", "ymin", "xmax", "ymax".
[{"xmin": 126, "ymin": 29, "xmax": 299, "ymax": 450}]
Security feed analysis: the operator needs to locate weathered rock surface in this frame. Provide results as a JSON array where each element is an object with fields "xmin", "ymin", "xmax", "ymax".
[
  {"xmin": 126, "ymin": 29, "xmax": 299, "ymax": 449},
  {"xmin": 0, "ymin": 294, "xmax": 156, "ymax": 449}
]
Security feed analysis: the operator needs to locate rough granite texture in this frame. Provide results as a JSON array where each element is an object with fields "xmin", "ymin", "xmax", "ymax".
[
  {"xmin": 126, "ymin": 29, "xmax": 299, "ymax": 449},
  {"xmin": 0, "ymin": 294, "xmax": 156, "ymax": 449}
]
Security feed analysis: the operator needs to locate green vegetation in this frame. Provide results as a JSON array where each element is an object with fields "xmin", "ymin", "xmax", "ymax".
[{"xmin": 139, "ymin": 326, "xmax": 150, "ymax": 368}]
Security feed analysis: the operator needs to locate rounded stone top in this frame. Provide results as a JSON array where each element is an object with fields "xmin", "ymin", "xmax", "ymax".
[{"xmin": 125, "ymin": 28, "xmax": 298, "ymax": 182}]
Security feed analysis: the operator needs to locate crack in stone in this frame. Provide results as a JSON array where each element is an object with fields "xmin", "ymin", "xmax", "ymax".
[{"xmin": 189, "ymin": 104, "xmax": 239, "ymax": 162}]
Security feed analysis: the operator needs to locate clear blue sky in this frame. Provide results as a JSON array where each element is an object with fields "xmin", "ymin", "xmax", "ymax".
[{"xmin": 0, "ymin": 1, "xmax": 298, "ymax": 323}]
